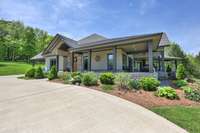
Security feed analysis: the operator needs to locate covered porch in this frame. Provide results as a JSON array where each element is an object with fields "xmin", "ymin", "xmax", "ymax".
[{"xmin": 71, "ymin": 33, "xmax": 171, "ymax": 75}]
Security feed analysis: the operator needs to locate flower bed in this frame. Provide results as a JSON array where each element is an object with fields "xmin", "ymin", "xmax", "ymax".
[{"xmin": 49, "ymin": 77, "xmax": 200, "ymax": 108}]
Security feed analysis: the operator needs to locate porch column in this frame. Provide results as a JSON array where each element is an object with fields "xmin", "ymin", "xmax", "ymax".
[
  {"xmin": 88, "ymin": 50, "xmax": 91, "ymax": 71},
  {"xmin": 71, "ymin": 52, "xmax": 74, "ymax": 72},
  {"xmin": 132, "ymin": 54, "xmax": 135, "ymax": 72},
  {"xmin": 161, "ymin": 50, "xmax": 165, "ymax": 72},
  {"xmin": 112, "ymin": 47, "xmax": 117, "ymax": 72},
  {"xmin": 56, "ymin": 55, "xmax": 59, "ymax": 71},
  {"xmin": 147, "ymin": 40, "xmax": 153, "ymax": 72}
]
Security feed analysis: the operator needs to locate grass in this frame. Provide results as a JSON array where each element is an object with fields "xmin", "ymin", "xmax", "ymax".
[
  {"xmin": 0, "ymin": 61, "xmax": 44, "ymax": 76},
  {"xmin": 101, "ymin": 84, "xmax": 114, "ymax": 92},
  {"xmin": 151, "ymin": 106, "xmax": 200, "ymax": 133}
]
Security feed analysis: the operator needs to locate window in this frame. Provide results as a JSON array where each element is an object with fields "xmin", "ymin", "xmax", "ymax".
[
  {"xmin": 122, "ymin": 54, "xmax": 127, "ymax": 70},
  {"xmin": 107, "ymin": 53, "xmax": 113, "ymax": 70},
  {"xmin": 83, "ymin": 56, "xmax": 88, "ymax": 71},
  {"xmin": 50, "ymin": 59, "xmax": 56, "ymax": 68}
]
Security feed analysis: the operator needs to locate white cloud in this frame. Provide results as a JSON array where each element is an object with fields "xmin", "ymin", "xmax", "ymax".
[
  {"xmin": 0, "ymin": 0, "xmax": 94, "ymax": 38},
  {"xmin": 138, "ymin": 0, "xmax": 157, "ymax": 15}
]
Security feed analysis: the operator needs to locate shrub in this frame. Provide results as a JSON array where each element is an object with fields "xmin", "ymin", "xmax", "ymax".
[
  {"xmin": 139, "ymin": 77, "xmax": 160, "ymax": 91},
  {"xmin": 64, "ymin": 73, "xmax": 72, "ymax": 84},
  {"xmin": 70, "ymin": 72, "xmax": 82, "ymax": 85},
  {"xmin": 115, "ymin": 73, "xmax": 132, "ymax": 90},
  {"xmin": 155, "ymin": 86, "xmax": 179, "ymax": 100},
  {"xmin": 71, "ymin": 72, "xmax": 82, "ymax": 78},
  {"xmin": 71, "ymin": 75, "xmax": 82, "ymax": 85},
  {"xmin": 48, "ymin": 66, "xmax": 57, "ymax": 80},
  {"xmin": 99, "ymin": 72, "xmax": 115, "ymax": 85},
  {"xmin": 25, "ymin": 68, "xmax": 35, "ymax": 78},
  {"xmin": 34, "ymin": 67, "xmax": 44, "ymax": 79},
  {"xmin": 82, "ymin": 72, "xmax": 98, "ymax": 86},
  {"xmin": 185, "ymin": 89, "xmax": 200, "ymax": 102},
  {"xmin": 128, "ymin": 79, "xmax": 140, "ymax": 90},
  {"xmin": 176, "ymin": 64, "xmax": 186, "ymax": 80},
  {"xmin": 182, "ymin": 86, "xmax": 193, "ymax": 94},
  {"xmin": 101, "ymin": 84, "xmax": 114, "ymax": 92},
  {"xmin": 175, "ymin": 80, "xmax": 188, "ymax": 87}
]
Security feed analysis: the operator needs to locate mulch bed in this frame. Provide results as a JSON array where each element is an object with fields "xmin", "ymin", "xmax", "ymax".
[{"xmin": 50, "ymin": 79, "xmax": 200, "ymax": 109}]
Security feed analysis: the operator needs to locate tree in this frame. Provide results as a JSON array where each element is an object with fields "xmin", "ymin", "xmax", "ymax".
[
  {"xmin": 165, "ymin": 42, "xmax": 185, "ymax": 58},
  {"xmin": 0, "ymin": 19, "xmax": 53, "ymax": 62},
  {"xmin": 176, "ymin": 64, "xmax": 187, "ymax": 80}
]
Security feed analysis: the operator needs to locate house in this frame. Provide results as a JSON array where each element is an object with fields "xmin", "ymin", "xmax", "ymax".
[{"xmin": 37, "ymin": 32, "xmax": 181, "ymax": 79}]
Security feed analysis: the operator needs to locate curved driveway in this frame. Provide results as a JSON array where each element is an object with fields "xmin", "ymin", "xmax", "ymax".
[{"xmin": 0, "ymin": 76, "xmax": 187, "ymax": 133}]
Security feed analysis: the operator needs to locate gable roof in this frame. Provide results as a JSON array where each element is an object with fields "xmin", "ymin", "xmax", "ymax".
[
  {"xmin": 42, "ymin": 34, "xmax": 78, "ymax": 55},
  {"xmin": 78, "ymin": 33, "xmax": 107, "ymax": 44},
  {"xmin": 31, "ymin": 52, "xmax": 44, "ymax": 60},
  {"xmin": 42, "ymin": 32, "xmax": 170, "ymax": 55},
  {"xmin": 72, "ymin": 32, "xmax": 169, "ymax": 51}
]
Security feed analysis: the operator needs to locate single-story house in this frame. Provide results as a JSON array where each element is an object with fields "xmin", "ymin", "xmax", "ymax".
[{"xmin": 34, "ymin": 32, "xmax": 181, "ymax": 79}]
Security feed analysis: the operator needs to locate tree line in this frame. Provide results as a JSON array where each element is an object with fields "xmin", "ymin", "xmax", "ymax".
[
  {"xmin": 166, "ymin": 42, "xmax": 200, "ymax": 78},
  {"xmin": 0, "ymin": 19, "xmax": 53, "ymax": 62}
]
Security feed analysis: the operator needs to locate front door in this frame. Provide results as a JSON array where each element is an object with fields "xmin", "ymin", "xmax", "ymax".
[
  {"xmin": 73, "ymin": 57, "xmax": 77, "ymax": 71},
  {"xmin": 83, "ymin": 56, "xmax": 88, "ymax": 71}
]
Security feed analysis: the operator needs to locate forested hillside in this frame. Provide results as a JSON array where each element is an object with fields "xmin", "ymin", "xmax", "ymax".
[{"xmin": 0, "ymin": 19, "xmax": 53, "ymax": 62}]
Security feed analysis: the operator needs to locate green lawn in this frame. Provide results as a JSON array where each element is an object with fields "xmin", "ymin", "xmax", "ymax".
[
  {"xmin": 151, "ymin": 106, "xmax": 200, "ymax": 133},
  {"xmin": 0, "ymin": 61, "xmax": 43, "ymax": 76}
]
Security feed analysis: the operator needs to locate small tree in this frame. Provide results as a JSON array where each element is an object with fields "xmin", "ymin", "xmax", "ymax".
[
  {"xmin": 25, "ymin": 68, "xmax": 35, "ymax": 78},
  {"xmin": 34, "ymin": 67, "xmax": 44, "ymax": 79},
  {"xmin": 176, "ymin": 64, "xmax": 186, "ymax": 80},
  {"xmin": 48, "ymin": 66, "xmax": 57, "ymax": 80}
]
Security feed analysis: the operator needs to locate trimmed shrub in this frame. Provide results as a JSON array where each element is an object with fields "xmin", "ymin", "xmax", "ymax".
[
  {"xmin": 25, "ymin": 68, "xmax": 35, "ymax": 78},
  {"xmin": 48, "ymin": 66, "xmax": 57, "ymax": 80},
  {"xmin": 176, "ymin": 64, "xmax": 186, "ymax": 80},
  {"xmin": 128, "ymin": 79, "xmax": 140, "ymax": 90},
  {"xmin": 99, "ymin": 72, "xmax": 115, "ymax": 85},
  {"xmin": 155, "ymin": 86, "xmax": 179, "ymax": 100},
  {"xmin": 82, "ymin": 72, "xmax": 98, "ymax": 86},
  {"xmin": 34, "ymin": 67, "xmax": 44, "ymax": 79},
  {"xmin": 115, "ymin": 73, "xmax": 132, "ymax": 90},
  {"xmin": 139, "ymin": 77, "xmax": 160, "ymax": 91},
  {"xmin": 175, "ymin": 80, "xmax": 188, "ymax": 87}
]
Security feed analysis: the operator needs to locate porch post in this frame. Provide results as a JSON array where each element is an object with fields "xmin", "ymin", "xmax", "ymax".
[
  {"xmin": 132, "ymin": 54, "xmax": 134, "ymax": 72},
  {"xmin": 161, "ymin": 50, "xmax": 165, "ymax": 72},
  {"xmin": 88, "ymin": 50, "xmax": 91, "ymax": 71},
  {"xmin": 71, "ymin": 52, "xmax": 74, "ymax": 72},
  {"xmin": 147, "ymin": 40, "xmax": 153, "ymax": 72},
  {"xmin": 112, "ymin": 47, "xmax": 117, "ymax": 72}
]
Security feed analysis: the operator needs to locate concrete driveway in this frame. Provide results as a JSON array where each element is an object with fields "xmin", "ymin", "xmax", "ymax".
[{"xmin": 0, "ymin": 76, "xmax": 187, "ymax": 133}]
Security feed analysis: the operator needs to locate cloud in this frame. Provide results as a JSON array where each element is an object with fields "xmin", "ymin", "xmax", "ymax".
[
  {"xmin": 129, "ymin": 0, "xmax": 157, "ymax": 15},
  {"xmin": 0, "ymin": 0, "xmax": 94, "ymax": 38}
]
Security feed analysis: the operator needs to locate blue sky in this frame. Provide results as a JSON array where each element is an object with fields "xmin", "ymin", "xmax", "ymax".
[{"xmin": 0, "ymin": 0, "xmax": 200, "ymax": 54}]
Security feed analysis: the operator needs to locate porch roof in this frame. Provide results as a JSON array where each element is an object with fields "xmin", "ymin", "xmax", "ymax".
[
  {"xmin": 72, "ymin": 32, "xmax": 169, "ymax": 52},
  {"xmin": 31, "ymin": 52, "xmax": 44, "ymax": 60}
]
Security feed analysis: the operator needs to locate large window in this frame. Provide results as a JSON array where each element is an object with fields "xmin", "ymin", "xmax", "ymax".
[
  {"xmin": 50, "ymin": 59, "xmax": 56, "ymax": 68},
  {"xmin": 83, "ymin": 56, "xmax": 88, "ymax": 71},
  {"xmin": 107, "ymin": 53, "xmax": 113, "ymax": 70}
]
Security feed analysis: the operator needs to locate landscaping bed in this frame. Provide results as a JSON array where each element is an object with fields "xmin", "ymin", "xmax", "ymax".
[{"xmin": 50, "ymin": 78, "xmax": 200, "ymax": 108}]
